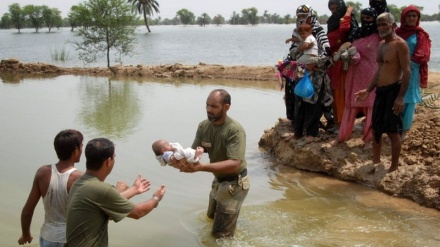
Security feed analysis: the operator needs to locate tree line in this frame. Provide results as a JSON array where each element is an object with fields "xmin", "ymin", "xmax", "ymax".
[
  {"xmin": 1, "ymin": 0, "xmax": 438, "ymax": 68},
  {"xmin": 1, "ymin": 1, "xmax": 439, "ymax": 31}
]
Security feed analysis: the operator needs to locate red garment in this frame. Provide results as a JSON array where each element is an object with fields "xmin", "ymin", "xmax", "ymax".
[
  {"xmin": 327, "ymin": 15, "xmax": 352, "ymax": 123},
  {"xmin": 396, "ymin": 5, "xmax": 431, "ymax": 88},
  {"xmin": 328, "ymin": 15, "xmax": 351, "ymax": 89},
  {"xmin": 327, "ymin": 15, "xmax": 352, "ymax": 55}
]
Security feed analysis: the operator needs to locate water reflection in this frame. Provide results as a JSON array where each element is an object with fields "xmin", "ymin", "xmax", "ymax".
[
  {"xmin": 1, "ymin": 73, "xmax": 59, "ymax": 84},
  {"xmin": 1, "ymin": 75, "xmax": 440, "ymax": 247},
  {"xmin": 78, "ymin": 77, "xmax": 141, "ymax": 141}
]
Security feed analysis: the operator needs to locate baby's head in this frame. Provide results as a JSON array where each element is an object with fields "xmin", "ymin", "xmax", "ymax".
[
  {"xmin": 152, "ymin": 139, "xmax": 174, "ymax": 166},
  {"xmin": 297, "ymin": 23, "xmax": 312, "ymax": 40},
  {"xmin": 152, "ymin": 139, "xmax": 173, "ymax": 155}
]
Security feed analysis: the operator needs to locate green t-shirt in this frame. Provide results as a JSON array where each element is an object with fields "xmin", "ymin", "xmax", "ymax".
[
  {"xmin": 191, "ymin": 116, "xmax": 247, "ymax": 178},
  {"xmin": 66, "ymin": 174, "xmax": 134, "ymax": 247}
]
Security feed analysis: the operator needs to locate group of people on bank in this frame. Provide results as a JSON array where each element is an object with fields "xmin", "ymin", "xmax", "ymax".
[{"xmin": 280, "ymin": 0, "xmax": 431, "ymax": 173}]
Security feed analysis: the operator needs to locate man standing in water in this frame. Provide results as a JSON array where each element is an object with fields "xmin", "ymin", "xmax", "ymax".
[
  {"xmin": 18, "ymin": 129, "xmax": 84, "ymax": 246},
  {"xmin": 179, "ymin": 89, "xmax": 250, "ymax": 238},
  {"xmin": 355, "ymin": 12, "xmax": 410, "ymax": 172}
]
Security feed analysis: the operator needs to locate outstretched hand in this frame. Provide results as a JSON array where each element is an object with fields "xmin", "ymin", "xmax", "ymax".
[
  {"xmin": 354, "ymin": 89, "xmax": 369, "ymax": 103},
  {"xmin": 115, "ymin": 181, "xmax": 129, "ymax": 192},
  {"xmin": 132, "ymin": 174, "xmax": 151, "ymax": 195},
  {"xmin": 152, "ymin": 184, "xmax": 166, "ymax": 202}
]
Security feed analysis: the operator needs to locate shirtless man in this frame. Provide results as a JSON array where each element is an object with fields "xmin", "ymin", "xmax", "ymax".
[{"xmin": 355, "ymin": 12, "xmax": 410, "ymax": 172}]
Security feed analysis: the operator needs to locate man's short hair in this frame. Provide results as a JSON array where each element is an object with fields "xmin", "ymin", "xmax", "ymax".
[
  {"xmin": 211, "ymin": 89, "xmax": 231, "ymax": 105},
  {"xmin": 54, "ymin": 129, "xmax": 83, "ymax": 161},
  {"xmin": 377, "ymin": 12, "xmax": 395, "ymax": 24},
  {"xmin": 85, "ymin": 138, "xmax": 115, "ymax": 170}
]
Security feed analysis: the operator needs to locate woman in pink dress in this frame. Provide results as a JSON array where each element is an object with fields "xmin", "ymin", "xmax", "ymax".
[{"xmin": 334, "ymin": 7, "xmax": 381, "ymax": 149}]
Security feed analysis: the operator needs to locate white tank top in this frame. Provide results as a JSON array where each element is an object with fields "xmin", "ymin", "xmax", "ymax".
[{"xmin": 40, "ymin": 164, "xmax": 76, "ymax": 243}]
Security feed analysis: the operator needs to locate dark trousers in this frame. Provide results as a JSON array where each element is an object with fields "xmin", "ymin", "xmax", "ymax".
[
  {"xmin": 293, "ymin": 82, "xmax": 325, "ymax": 137},
  {"xmin": 284, "ymin": 77, "xmax": 295, "ymax": 121}
]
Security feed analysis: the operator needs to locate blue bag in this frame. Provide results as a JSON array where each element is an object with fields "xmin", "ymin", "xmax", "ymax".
[{"xmin": 293, "ymin": 71, "xmax": 314, "ymax": 98}]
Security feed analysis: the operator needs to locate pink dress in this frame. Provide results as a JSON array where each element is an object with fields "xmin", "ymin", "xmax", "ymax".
[{"xmin": 337, "ymin": 33, "xmax": 381, "ymax": 143}]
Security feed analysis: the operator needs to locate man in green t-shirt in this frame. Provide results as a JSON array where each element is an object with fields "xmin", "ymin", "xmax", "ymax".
[
  {"xmin": 179, "ymin": 89, "xmax": 250, "ymax": 238},
  {"xmin": 66, "ymin": 138, "xmax": 166, "ymax": 247}
]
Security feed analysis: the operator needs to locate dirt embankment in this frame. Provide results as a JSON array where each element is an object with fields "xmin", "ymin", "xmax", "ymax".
[
  {"xmin": 0, "ymin": 59, "xmax": 276, "ymax": 81},
  {"xmin": 2, "ymin": 58, "xmax": 440, "ymax": 211}
]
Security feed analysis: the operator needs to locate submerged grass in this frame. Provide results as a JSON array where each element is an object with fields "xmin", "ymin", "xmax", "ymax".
[{"xmin": 51, "ymin": 46, "xmax": 70, "ymax": 61}]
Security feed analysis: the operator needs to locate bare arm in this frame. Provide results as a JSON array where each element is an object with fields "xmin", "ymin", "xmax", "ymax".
[
  {"xmin": 120, "ymin": 174, "xmax": 151, "ymax": 199},
  {"xmin": 127, "ymin": 185, "xmax": 166, "ymax": 219},
  {"xmin": 344, "ymin": 6, "xmax": 354, "ymax": 17},
  {"xmin": 178, "ymin": 158, "xmax": 241, "ymax": 174},
  {"xmin": 299, "ymin": 42, "xmax": 313, "ymax": 52},
  {"xmin": 18, "ymin": 168, "xmax": 45, "ymax": 245}
]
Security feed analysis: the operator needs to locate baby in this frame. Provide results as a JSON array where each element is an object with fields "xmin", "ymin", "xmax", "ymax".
[
  {"xmin": 152, "ymin": 139, "xmax": 204, "ymax": 167},
  {"xmin": 294, "ymin": 23, "xmax": 318, "ymax": 62}
]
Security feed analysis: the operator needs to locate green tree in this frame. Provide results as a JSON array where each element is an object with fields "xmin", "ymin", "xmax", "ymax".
[
  {"xmin": 23, "ymin": 5, "xmax": 45, "ymax": 32},
  {"xmin": 68, "ymin": 5, "xmax": 91, "ymax": 31},
  {"xmin": 127, "ymin": 0, "xmax": 159, "ymax": 33},
  {"xmin": 346, "ymin": 1, "xmax": 363, "ymax": 20},
  {"xmin": 270, "ymin": 13, "xmax": 283, "ymax": 24},
  {"xmin": 8, "ymin": 3, "xmax": 26, "ymax": 33},
  {"xmin": 212, "ymin": 14, "xmax": 225, "ymax": 25},
  {"xmin": 261, "ymin": 10, "xmax": 269, "ymax": 23},
  {"xmin": 71, "ymin": 0, "xmax": 139, "ymax": 67},
  {"xmin": 282, "ymin": 14, "xmax": 292, "ymax": 24},
  {"xmin": 42, "ymin": 6, "xmax": 62, "ymax": 32},
  {"xmin": 176, "ymin": 8, "xmax": 195, "ymax": 26},
  {"xmin": 197, "ymin": 13, "xmax": 211, "ymax": 26},
  {"xmin": 387, "ymin": 4, "xmax": 403, "ymax": 20},
  {"xmin": 0, "ymin": 13, "xmax": 12, "ymax": 29},
  {"xmin": 241, "ymin": 7, "xmax": 259, "ymax": 25},
  {"xmin": 228, "ymin": 11, "xmax": 240, "ymax": 25}
]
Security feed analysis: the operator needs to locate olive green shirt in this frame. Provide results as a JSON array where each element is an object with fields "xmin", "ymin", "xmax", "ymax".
[
  {"xmin": 66, "ymin": 174, "xmax": 134, "ymax": 247},
  {"xmin": 191, "ymin": 116, "xmax": 247, "ymax": 178}
]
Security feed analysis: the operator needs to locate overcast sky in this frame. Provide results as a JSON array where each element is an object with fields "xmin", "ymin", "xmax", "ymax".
[{"xmin": 1, "ymin": 0, "xmax": 438, "ymax": 19}]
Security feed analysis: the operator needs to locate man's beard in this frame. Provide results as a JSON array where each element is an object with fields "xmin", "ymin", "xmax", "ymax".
[
  {"xmin": 207, "ymin": 111, "xmax": 222, "ymax": 122},
  {"xmin": 378, "ymin": 28, "xmax": 392, "ymax": 38}
]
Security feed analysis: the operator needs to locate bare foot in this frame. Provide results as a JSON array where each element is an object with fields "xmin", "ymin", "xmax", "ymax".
[
  {"xmin": 305, "ymin": 136, "xmax": 315, "ymax": 143},
  {"xmin": 331, "ymin": 140, "xmax": 340, "ymax": 147},
  {"xmin": 195, "ymin": 146, "xmax": 204, "ymax": 159},
  {"xmin": 388, "ymin": 165, "xmax": 399, "ymax": 173},
  {"xmin": 282, "ymin": 132, "xmax": 294, "ymax": 140}
]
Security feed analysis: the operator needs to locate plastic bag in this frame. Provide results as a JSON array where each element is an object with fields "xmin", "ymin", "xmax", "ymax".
[{"xmin": 293, "ymin": 70, "xmax": 314, "ymax": 98}]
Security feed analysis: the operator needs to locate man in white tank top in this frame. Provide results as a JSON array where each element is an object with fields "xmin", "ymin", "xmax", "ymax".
[{"xmin": 18, "ymin": 129, "xmax": 84, "ymax": 246}]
